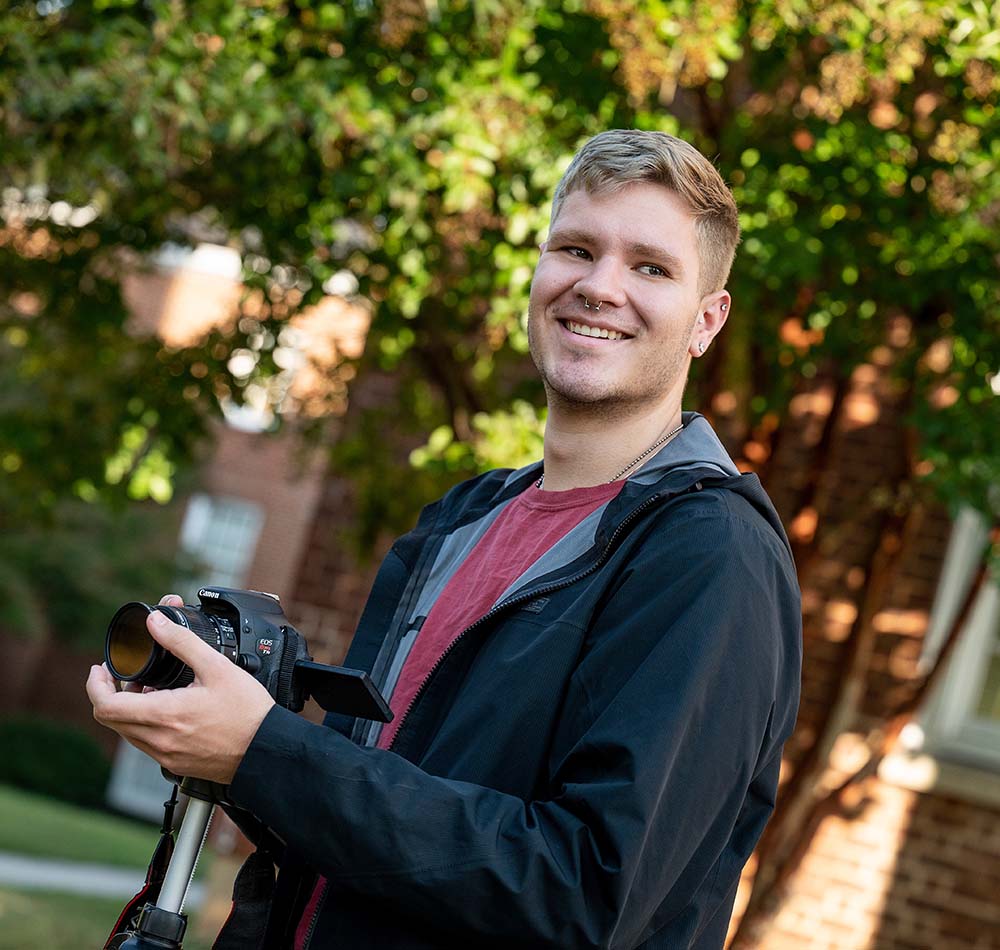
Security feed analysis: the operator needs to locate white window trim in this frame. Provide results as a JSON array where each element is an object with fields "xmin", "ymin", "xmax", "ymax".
[
  {"xmin": 177, "ymin": 492, "xmax": 265, "ymax": 598},
  {"xmin": 106, "ymin": 742, "xmax": 176, "ymax": 822},
  {"xmin": 918, "ymin": 507, "xmax": 999, "ymax": 768},
  {"xmin": 879, "ymin": 507, "xmax": 1000, "ymax": 804}
]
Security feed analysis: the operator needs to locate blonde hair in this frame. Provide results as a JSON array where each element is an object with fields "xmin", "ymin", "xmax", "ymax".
[{"xmin": 551, "ymin": 129, "xmax": 740, "ymax": 295}]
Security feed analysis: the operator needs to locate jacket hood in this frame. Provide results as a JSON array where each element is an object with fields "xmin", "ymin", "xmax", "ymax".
[
  {"xmin": 642, "ymin": 410, "xmax": 792, "ymax": 556},
  {"xmin": 635, "ymin": 411, "xmax": 741, "ymax": 481},
  {"xmin": 502, "ymin": 411, "xmax": 738, "ymax": 492}
]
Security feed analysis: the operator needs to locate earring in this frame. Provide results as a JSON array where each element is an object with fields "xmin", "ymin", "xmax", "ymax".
[
  {"xmin": 720, "ymin": 303, "xmax": 729, "ymax": 312},
  {"xmin": 697, "ymin": 342, "xmax": 706, "ymax": 353}
]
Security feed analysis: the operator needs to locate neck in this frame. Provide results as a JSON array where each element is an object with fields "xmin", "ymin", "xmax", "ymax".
[{"xmin": 539, "ymin": 401, "xmax": 684, "ymax": 491}]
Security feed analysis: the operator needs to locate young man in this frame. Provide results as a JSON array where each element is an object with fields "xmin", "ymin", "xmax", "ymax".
[{"xmin": 89, "ymin": 129, "xmax": 801, "ymax": 948}]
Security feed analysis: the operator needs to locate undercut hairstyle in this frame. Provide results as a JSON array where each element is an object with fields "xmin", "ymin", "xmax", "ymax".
[{"xmin": 551, "ymin": 129, "xmax": 741, "ymax": 295}]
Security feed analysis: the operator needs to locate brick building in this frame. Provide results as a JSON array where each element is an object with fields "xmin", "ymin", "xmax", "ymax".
[{"xmin": 98, "ymin": 246, "xmax": 374, "ymax": 817}]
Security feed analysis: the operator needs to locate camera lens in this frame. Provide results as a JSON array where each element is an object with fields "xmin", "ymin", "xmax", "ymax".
[
  {"xmin": 106, "ymin": 603, "xmax": 157, "ymax": 678},
  {"xmin": 106, "ymin": 602, "xmax": 221, "ymax": 690},
  {"xmin": 106, "ymin": 602, "xmax": 191, "ymax": 689}
]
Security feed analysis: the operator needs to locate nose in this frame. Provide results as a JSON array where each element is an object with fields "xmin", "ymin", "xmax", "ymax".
[{"xmin": 574, "ymin": 255, "xmax": 628, "ymax": 310}]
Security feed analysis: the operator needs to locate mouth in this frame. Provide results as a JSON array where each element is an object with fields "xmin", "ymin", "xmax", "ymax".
[{"xmin": 559, "ymin": 319, "xmax": 632, "ymax": 342}]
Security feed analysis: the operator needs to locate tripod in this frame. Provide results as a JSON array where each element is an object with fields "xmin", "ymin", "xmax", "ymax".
[{"xmin": 107, "ymin": 778, "xmax": 218, "ymax": 950}]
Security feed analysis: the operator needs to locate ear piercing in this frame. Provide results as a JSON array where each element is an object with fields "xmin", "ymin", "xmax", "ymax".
[
  {"xmin": 721, "ymin": 303, "xmax": 729, "ymax": 311},
  {"xmin": 697, "ymin": 342, "xmax": 706, "ymax": 353}
]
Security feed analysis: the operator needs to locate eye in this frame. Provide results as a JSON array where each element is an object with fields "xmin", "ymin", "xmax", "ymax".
[
  {"xmin": 637, "ymin": 263, "xmax": 668, "ymax": 277},
  {"xmin": 560, "ymin": 246, "xmax": 591, "ymax": 260}
]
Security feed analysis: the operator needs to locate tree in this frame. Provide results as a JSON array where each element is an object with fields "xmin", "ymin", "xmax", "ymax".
[
  {"xmin": 3, "ymin": 0, "xmax": 996, "ymax": 527},
  {"xmin": 2, "ymin": 1, "xmax": 999, "ymax": 940}
]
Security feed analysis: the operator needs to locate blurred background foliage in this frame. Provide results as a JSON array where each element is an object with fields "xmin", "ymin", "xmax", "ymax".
[{"xmin": 1, "ymin": 0, "xmax": 998, "ymax": 637}]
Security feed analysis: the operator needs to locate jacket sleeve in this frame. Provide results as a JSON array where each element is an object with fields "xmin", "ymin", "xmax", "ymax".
[{"xmin": 227, "ymin": 497, "xmax": 801, "ymax": 948}]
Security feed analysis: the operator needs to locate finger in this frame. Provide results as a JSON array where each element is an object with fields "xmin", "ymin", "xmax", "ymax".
[
  {"xmin": 159, "ymin": 593, "xmax": 184, "ymax": 607},
  {"xmin": 86, "ymin": 664, "xmax": 119, "ymax": 706},
  {"xmin": 145, "ymin": 610, "xmax": 229, "ymax": 680},
  {"xmin": 88, "ymin": 665, "xmax": 163, "ymax": 726}
]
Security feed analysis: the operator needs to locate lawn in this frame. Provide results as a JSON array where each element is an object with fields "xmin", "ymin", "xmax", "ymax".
[
  {"xmin": 0, "ymin": 784, "xmax": 219, "ymax": 948},
  {"xmin": 0, "ymin": 888, "xmax": 213, "ymax": 950},
  {"xmin": 0, "ymin": 783, "xmax": 160, "ymax": 868}
]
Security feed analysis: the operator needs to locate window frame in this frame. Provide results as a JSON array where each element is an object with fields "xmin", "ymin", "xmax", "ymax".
[{"xmin": 916, "ymin": 507, "xmax": 1000, "ymax": 770}]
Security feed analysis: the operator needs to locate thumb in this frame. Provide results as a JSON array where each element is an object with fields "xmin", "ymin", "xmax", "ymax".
[{"xmin": 146, "ymin": 610, "xmax": 227, "ymax": 680}]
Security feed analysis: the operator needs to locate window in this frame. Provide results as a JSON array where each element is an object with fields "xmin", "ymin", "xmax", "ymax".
[
  {"xmin": 177, "ymin": 493, "xmax": 264, "ymax": 599},
  {"xmin": 917, "ymin": 507, "xmax": 1000, "ymax": 769}
]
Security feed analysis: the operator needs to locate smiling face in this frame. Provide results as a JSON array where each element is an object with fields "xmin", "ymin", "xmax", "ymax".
[{"xmin": 528, "ymin": 181, "xmax": 722, "ymax": 419}]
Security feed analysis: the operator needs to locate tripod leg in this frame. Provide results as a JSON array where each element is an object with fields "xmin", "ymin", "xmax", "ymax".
[{"xmin": 158, "ymin": 798, "xmax": 214, "ymax": 913}]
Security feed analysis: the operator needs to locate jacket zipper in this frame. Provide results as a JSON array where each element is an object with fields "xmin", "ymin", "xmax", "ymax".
[
  {"xmin": 301, "ymin": 875, "xmax": 324, "ymax": 949},
  {"xmin": 387, "ymin": 490, "xmax": 673, "ymax": 753}
]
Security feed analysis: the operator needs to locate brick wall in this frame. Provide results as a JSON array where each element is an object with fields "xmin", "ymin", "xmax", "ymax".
[
  {"xmin": 286, "ymin": 371, "xmax": 406, "ymax": 663},
  {"xmin": 731, "ymin": 324, "xmax": 1000, "ymax": 948},
  {"xmin": 760, "ymin": 783, "xmax": 1000, "ymax": 949}
]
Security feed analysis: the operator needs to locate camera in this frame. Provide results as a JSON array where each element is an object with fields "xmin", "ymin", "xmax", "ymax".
[
  {"xmin": 105, "ymin": 586, "xmax": 391, "ymax": 720},
  {"xmin": 103, "ymin": 588, "xmax": 391, "ymax": 949}
]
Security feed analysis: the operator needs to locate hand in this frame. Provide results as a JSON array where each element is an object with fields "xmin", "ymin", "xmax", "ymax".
[{"xmin": 87, "ymin": 594, "xmax": 275, "ymax": 784}]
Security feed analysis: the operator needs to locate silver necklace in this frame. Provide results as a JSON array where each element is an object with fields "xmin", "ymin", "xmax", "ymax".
[{"xmin": 535, "ymin": 421, "xmax": 684, "ymax": 490}]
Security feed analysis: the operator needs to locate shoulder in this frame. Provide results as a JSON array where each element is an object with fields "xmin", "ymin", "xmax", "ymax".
[
  {"xmin": 390, "ymin": 465, "xmax": 537, "ymax": 567},
  {"xmin": 582, "ymin": 483, "xmax": 802, "ymax": 727},
  {"xmin": 427, "ymin": 465, "xmax": 537, "ymax": 527},
  {"xmin": 627, "ymin": 480, "xmax": 795, "ymax": 578},
  {"xmin": 597, "ymin": 482, "xmax": 802, "ymax": 669}
]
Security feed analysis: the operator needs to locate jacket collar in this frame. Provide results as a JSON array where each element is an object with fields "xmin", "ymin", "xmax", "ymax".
[{"xmin": 501, "ymin": 411, "xmax": 737, "ymax": 494}]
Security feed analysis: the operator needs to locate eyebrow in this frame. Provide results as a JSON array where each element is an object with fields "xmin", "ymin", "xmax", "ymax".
[{"xmin": 548, "ymin": 228, "xmax": 686, "ymax": 276}]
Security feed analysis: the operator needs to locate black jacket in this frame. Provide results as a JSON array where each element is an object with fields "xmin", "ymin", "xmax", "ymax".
[{"xmin": 227, "ymin": 413, "xmax": 802, "ymax": 948}]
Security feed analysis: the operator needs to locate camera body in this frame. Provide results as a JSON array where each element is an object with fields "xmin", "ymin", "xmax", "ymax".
[
  {"xmin": 186, "ymin": 586, "xmax": 312, "ymax": 710},
  {"xmin": 106, "ymin": 586, "xmax": 391, "ymax": 722}
]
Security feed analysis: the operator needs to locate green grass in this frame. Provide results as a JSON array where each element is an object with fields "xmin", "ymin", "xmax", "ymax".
[
  {"xmin": 0, "ymin": 888, "xmax": 212, "ymax": 950},
  {"xmin": 0, "ymin": 783, "xmax": 160, "ymax": 868},
  {"xmin": 0, "ymin": 785, "xmax": 221, "ymax": 949}
]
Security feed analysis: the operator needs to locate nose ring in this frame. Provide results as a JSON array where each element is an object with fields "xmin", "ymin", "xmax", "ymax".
[{"xmin": 583, "ymin": 297, "xmax": 603, "ymax": 312}]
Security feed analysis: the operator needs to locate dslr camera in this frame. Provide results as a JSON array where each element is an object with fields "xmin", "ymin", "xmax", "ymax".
[
  {"xmin": 102, "ymin": 588, "xmax": 390, "ymax": 950},
  {"xmin": 105, "ymin": 586, "xmax": 390, "ymax": 720}
]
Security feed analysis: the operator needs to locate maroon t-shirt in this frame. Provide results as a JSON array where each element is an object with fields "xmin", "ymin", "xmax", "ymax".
[
  {"xmin": 294, "ymin": 478, "xmax": 624, "ymax": 947},
  {"xmin": 377, "ymin": 478, "xmax": 623, "ymax": 748}
]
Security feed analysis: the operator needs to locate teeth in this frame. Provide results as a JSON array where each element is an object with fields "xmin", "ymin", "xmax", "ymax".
[{"xmin": 567, "ymin": 321, "xmax": 625, "ymax": 341}]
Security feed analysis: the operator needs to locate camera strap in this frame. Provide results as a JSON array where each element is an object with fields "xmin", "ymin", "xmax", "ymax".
[{"xmin": 103, "ymin": 787, "xmax": 179, "ymax": 949}]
